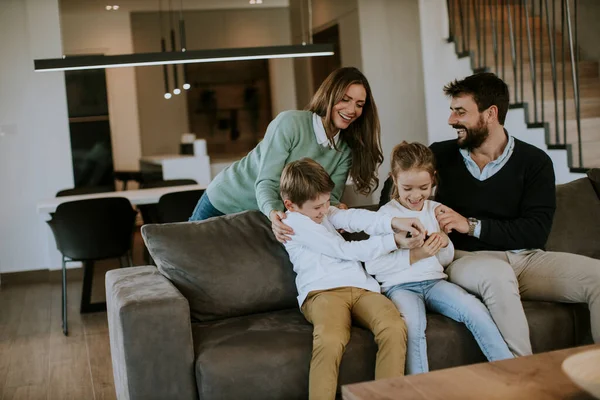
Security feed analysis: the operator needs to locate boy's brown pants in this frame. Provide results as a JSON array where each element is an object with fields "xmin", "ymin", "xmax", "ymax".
[{"xmin": 301, "ymin": 287, "xmax": 408, "ymax": 400}]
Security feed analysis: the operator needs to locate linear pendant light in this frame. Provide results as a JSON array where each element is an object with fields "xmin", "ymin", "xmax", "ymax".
[
  {"xmin": 168, "ymin": 0, "xmax": 180, "ymax": 95},
  {"xmin": 159, "ymin": 0, "xmax": 171, "ymax": 99},
  {"xmin": 34, "ymin": 44, "xmax": 334, "ymax": 72},
  {"xmin": 179, "ymin": 0, "xmax": 190, "ymax": 90}
]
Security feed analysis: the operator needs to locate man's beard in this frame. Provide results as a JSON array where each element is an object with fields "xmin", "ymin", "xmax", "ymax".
[{"xmin": 453, "ymin": 116, "xmax": 489, "ymax": 150}]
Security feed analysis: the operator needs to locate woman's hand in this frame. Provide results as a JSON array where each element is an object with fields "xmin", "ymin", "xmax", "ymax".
[
  {"xmin": 409, "ymin": 234, "xmax": 445, "ymax": 264},
  {"xmin": 336, "ymin": 203, "xmax": 349, "ymax": 210},
  {"xmin": 270, "ymin": 210, "xmax": 294, "ymax": 243}
]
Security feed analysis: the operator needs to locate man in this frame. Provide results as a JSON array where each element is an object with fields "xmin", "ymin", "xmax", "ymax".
[{"xmin": 427, "ymin": 72, "xmax": 600, "ymax": 356}]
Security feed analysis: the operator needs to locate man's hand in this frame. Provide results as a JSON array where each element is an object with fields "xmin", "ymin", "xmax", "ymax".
[
  {"xmin": 391, "ymin": 217, "xmax": 426, "ymax": 238},
  {"xmin": 409, "ymin": 234, "xmax": 445, "ymax": 264},
  {"xmin": 270, "ymin": 210, "xmax": 294, "ymax": 243},
  {"xmin": 435, "ymin": 204, "xmax": 469, "ymax": 234}
]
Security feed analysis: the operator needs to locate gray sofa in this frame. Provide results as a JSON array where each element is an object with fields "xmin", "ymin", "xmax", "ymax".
[{"xmin": 106, "ymin": 170, "xmax": 599, "ymax": 400}]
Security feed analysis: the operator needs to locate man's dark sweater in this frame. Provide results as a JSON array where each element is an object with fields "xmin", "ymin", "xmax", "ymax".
[{"xmin": 429, "ymin": 138, "xmax": 556, "ymax": 252}]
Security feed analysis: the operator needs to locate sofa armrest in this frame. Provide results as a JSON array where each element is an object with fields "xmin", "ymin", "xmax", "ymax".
[{"xmin": 106, "ymin": 266, "xmax": 197, "ymax": 400}]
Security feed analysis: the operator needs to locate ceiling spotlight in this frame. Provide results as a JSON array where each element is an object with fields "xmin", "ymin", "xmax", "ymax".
[
  {"xmin": 173, "ymin": 88, "xmax": 181, "ymax": 95},
  {"xmin": 113, "ymin": 5, "xmax": 120, "ymax": 10},
  {"xmin": 249, "ymin": 0, "xmax": 256, "ymax": 4},
  {"xmin": 164, "ymin": 93, "xmax": 172, "ymax": 99},
  {"xmin": 183, "ymin": 83, "xmax": 191, "ymax": 90},
  {"xmin": 106, "ymin": 5, "xmax": 112, "ymax": 10}
]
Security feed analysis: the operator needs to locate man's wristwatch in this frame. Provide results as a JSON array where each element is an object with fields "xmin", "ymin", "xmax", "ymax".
[{"xmin": 467, "ymin": 218, "xmax": 479, "ymax": 237}]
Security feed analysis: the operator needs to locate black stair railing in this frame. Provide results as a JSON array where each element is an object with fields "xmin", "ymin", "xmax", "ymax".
[{"xmin": 446, "ymin": 0, "xmax": 584, "ymax": 169}]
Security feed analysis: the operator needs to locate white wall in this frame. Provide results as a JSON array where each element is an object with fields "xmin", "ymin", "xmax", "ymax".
[
  {"xmin": 131, "ymin": 7, "xmax": 295, "ymax": 157},
  {"xmin": 312, "ymin": 0, "xmax": 363, "ymax": 69},
  {"xmin": 0, "ymin": 0, "xmax": 72, "ymax": 274},
  {"xmin": 289, "ymin": 0, "xmax": 363, "ymax": 109},
  {"xmin": 269, "ymin": 58, "xmax": 298, "ymax": 116},
  {"xmin": 356, "ymin": 0, "xmax": 429, "ymax": 203},
  {"xmin": 418, "ymin": 0, "xmax": 472, "ymax": 145},
  {"xmin": 60, "ymin": 10, "xmax": 143, "ymax": 172}
]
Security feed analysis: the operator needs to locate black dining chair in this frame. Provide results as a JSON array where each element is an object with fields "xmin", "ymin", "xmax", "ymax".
[
  {"xmin": 157, "ymin": 189, "xmax": 205, "ymax": 223},
  {"xmin": 47, "ymin": 197, "xmax": 137, "ymax": 335},
  {"xmin": 138, "ymin": 179, "xmax": 197, "ymax": 225}
]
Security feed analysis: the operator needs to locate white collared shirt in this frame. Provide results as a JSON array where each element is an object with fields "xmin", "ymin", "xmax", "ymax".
[
  {"xmin": 459, "ymin": 132, "xmax": 515, "ymax": 181},
  {"xmin": 283, "ymin": 206, "xmax": 397, "ymax": 307},
  {"xmin": 312, "ymin": 113, "xmax": 340, "ymax": 149}
]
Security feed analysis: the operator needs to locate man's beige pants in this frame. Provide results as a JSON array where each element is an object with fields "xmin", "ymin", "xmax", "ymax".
[
  {"xmin": 301, "ymin": 287, "xmax": 407, "ymax": 400},
  {"xmin": 447, "ymin": 250, "xmax": 600, "ymax": 356}
]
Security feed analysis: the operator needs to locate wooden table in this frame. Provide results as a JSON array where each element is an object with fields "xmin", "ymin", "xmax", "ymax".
[
  {"xmin": 342, "ymin": 345, "xmax": 600, "ymax": 400},
  {"xmin": 36, "ymin": 184, "xmax": 206, "ymax": 214}
]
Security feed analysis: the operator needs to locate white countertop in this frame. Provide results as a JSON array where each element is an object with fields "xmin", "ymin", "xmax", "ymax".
[
  {"xmin": 140, "ymin": 154, "xmax": 194, "ymax": 166},
  {"xmin": 37, "ymin": 184, "xmax": 206, "ymax": 214}
]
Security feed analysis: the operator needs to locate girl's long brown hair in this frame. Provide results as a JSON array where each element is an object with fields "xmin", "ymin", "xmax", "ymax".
[
  {"xmin": 390, "ymin": 141, "xmax": 437, "ymax": 201},
  {"xmin": 306, "ymin": 67, "xmax": 383, "ymax": 195}
]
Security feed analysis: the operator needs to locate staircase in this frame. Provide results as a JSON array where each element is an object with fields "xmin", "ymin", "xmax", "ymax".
[{"xmin": 447, "ymin": 0, "xmax": 600, "ymax": 170}]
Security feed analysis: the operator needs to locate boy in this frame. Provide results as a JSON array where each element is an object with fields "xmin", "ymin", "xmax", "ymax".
[{"xmin": 280, "ymin": 158, "xmax": 425, "ymax": 400}]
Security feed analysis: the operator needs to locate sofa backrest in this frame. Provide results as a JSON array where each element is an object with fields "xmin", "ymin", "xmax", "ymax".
[
  {"xmin": 142, "ymin": 211, "xmax": 298, "ymax": 322},
  {"xmin": 545, "ymin": 170, "xmax": 600, "ymax": 259}
]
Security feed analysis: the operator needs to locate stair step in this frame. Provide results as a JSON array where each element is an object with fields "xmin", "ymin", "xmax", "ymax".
[{"xmin": 454, "ymin": 0, "xmax": 600, "ymax": 169}]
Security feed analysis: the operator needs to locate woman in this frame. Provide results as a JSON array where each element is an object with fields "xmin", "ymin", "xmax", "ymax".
[{"xmin": 189, "ymin": 67, "xmax": 383, "ymax": 242}]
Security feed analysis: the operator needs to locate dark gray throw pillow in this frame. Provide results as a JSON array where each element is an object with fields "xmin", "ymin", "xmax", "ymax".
[
  {"xmin": 142, "ymin": 211, "xmax": 298, "ymax": 322},
  {"xmin": 545, "ymin": 174, "xmax": 600, "ymax": 260}
]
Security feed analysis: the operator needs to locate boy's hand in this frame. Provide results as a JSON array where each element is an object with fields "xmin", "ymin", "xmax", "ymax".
[
  {"xmin": 409, "ymin": 234, "xmax": 444, "ymax": 264},
  {"xmin": 334, "ymin": 203, "xmax": 348, "ymax": 233},
  {"xmin": 391, "ymin": 217, "xmax": 426, "ymax": 237},
  {"xmin": 270, "ymin": 210, "xmax": 294, "ymax": 243},
  {"xmin": 394, "ymin": 231, "xmax": 425, "ymax": 249}
]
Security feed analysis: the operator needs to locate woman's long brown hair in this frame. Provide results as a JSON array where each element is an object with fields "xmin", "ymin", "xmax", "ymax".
[{"xmin": 306, "ymin": 67, "xmax": 383, "ymax": 195}]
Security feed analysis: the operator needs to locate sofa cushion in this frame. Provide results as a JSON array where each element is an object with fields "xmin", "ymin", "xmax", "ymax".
[
  {"xmin": 142, "ymin": 211, "xmax": 298, "ymax": 322},
  {"xmin": 545, "ymin": 175, "xmax": 600, "ymax": 259},
  {"xmin": 588, "ymin": 168, "xmax": 600, "ymax": 198},
  {"xmin": 191, "ymin": 303, "xmax": 590, "ymax": 400},
  {"xmin": 191, "ymin": 308, "xmax": 377, "ymax": 400}
]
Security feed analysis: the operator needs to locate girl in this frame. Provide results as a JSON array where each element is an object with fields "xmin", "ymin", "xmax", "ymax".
[
  {"xmin": 189, "ymin": 67, "xmax": 383, "ymax": 243},
  {"xmin": 365, "ymin": 142, "xmax": 513, "ymax": 374}
]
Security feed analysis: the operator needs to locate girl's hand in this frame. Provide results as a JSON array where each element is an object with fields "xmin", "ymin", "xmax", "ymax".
[
  {"xmin": 409, "ymin": 234, "xmax": 444, "ymax": 264},
  {"xmin": 270, "ymin": 210, "xmax": 294, "ymax": 243},
  {"xmin": 429, "ymin": 232, "xmax": 450, "ymax": 248},
  {"xmin": 394, "ymin": 231, "xmax": 425, "ymax": 249}
]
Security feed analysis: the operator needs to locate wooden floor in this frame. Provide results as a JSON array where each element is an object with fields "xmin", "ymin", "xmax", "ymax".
[
  {"xmin": 0, "ymin": 279, "xmax": 116, "ymax": 400},
  {"xmin": 0, "ymin": 229, "xmax": 148, "ymax": 400}
]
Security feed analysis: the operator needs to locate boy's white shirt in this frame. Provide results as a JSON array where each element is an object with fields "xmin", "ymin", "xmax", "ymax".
[
  {"xmin": 365, "ymin": 200, "xmax": 454, "ymax": 290},
  {"xmin": 283, "ymin": 206, "xmax": 398, "ymax": 307}
]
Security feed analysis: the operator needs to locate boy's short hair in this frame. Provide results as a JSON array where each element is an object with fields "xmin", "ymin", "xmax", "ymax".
[{"xmin": 280, "ymin": 158, "xmax": 335, "ymax": 207}]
